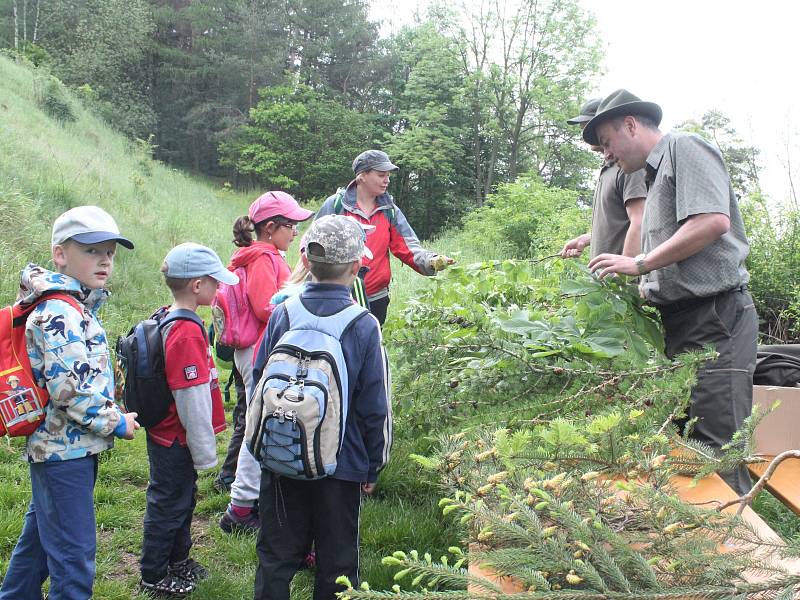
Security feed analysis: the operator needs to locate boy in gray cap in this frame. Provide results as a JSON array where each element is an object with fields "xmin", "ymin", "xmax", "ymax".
[
  {"xmin": 250, "ymin": 215, "xmax": 392, "ymax": 600},
  {"xmin": 139, "ymin": 243, "xmax": 237, "ymax": 597},
  {"xmin": 1, "ymin": 205, "xmax": 138, "ymax": 600}
]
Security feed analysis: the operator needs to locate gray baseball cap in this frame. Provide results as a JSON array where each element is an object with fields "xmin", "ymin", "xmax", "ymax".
[
  {"xmin": 305, "ymin": 215, "xmax": 373, "ymax": 264},
  {"xmin": 352, "ymin": 150, "xmax": 398, "ymax": 174},
  {"xmin": 51, "ymin": 205, "xmax": 134, "ymax": 249},
  {"xmin": 566, "ymin": 98, "xmax": 602, "ymax": 125},
  {"xmin": 162, "ymin": 242, "xmax": 239, "ymax": 285}
]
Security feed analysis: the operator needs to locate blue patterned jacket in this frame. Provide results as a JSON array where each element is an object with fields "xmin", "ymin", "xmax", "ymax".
[{"xmin": 18, "ymin": 264, "xmax": 126, "ymax": 462}]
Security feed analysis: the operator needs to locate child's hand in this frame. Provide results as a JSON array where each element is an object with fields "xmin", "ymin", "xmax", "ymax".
[
  {"xmin": 361, "ymin": 482, "xmax": 377, "ymax": 495},
  {"xmin": 121, "ymin": 412, "xmax": 140, "ymax": 440}
]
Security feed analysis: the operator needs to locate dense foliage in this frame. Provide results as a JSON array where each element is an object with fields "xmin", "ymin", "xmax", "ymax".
[
  {"xmin": 362, "ymin": 259, "xmax": 800, "ymax": 599},
  {"xmin": 0, "ymin": 0, "xmax": 601, "ymax": 238},
  {"xmin": 460, "ymin": 175, "xmax": 588, "ymax": 258}
]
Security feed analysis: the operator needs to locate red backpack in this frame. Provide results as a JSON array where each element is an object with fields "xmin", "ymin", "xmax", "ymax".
[
  {"xmin": 0, "ymin": 293, "xmax": 82, "ymax": 437},
  {"xmin": 211, "ymin": 250, "xmax": 279, "ymax": 350}
]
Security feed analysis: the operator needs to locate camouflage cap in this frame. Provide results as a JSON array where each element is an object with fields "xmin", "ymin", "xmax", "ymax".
[{"xmin": 305, "ymin": 215, "xmax": 373, "ymax": 264}]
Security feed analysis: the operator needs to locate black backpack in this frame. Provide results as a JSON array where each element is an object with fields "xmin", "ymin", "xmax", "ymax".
[{"xmin": 115, "ymin": 307, "xmax": 205, "ymax": 428}]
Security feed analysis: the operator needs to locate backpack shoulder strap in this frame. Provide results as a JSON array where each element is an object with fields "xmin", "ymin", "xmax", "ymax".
[
  {"xmin": 284, "ymin": 296, "xmax": 367, "ymax": 341},
  {"xmin": 332, "ymin": 188, "xmax": 347, "ymax": 215},
  {"xmin": 380, "ymin": 196, "xmax": 396, "ymax": 225},
  {"xmin": 158, "ymin": 309, "xmax": 206, "ymax": 340},
  {"xmin": 13, "ymin": 293, "xmax": 83, "ymax": 327}
]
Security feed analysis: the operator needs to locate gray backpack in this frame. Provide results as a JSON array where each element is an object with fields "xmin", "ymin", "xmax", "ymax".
[{"xmin": 245, "ymin": 296, "xmax": 367, "ymax": 479}]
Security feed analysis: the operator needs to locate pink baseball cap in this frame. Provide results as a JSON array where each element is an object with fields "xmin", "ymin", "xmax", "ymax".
[{"xmin": 248, "ymin": 191, "xmax": 314, "ymax": 223}]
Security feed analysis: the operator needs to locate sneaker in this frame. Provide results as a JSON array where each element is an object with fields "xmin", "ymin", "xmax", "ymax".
[
  {"xmin": 169, "ymin": 557, "xmax": 209, "ymax": 583},
  {"xmin": 219, "ymin": 506, "xmax": 260, "ymax": 534},
  {"xmin": 140, "ymin": 573, "xmax": 195, "ymax": 598},
  {"xmin": 213, "ymin": 474, "xmax": 234, "ymax": 493}
]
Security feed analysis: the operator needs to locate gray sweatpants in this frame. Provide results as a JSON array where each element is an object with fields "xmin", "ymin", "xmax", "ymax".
[
  {"xmin": 230, "ymin": 345, "xmax": 262, "ymax": 506},
  {"xmin": 658, "ymin": 288, "xmax": 758, "ymax": 496}
]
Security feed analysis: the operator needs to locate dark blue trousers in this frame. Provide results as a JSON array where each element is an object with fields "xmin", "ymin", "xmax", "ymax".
[
  {"xmin": 140, "ymin": 437, "xmax": 197, "ymax": 583},
  {"xmin": 0, "ymin": 455, "xmax": 98, "ymax": 600},
  {"xmin": 254, "ymin": 473, "xmax": 361, "ymax": 600}
]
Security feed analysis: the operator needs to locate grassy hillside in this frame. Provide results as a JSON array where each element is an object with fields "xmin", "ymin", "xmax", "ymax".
[
  {"xmin": 0, "ymin": 56, "xmax": 259, "ymax": 337},
  {"xmin": 0, "ymin": 55, "xmax": 463, "ymax": 599}
]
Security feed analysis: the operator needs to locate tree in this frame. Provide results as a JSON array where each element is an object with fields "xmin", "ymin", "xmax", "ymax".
[
  {"xmin": 677, "ymin": 110, "xmax": 761, "ymax": 198},
  {"xmin": 444, "ymin": 0, "xmax": 601, "ymax": 201},
  {"xmin": 148, "ymin": 0, "xmax": 290, "ymax": 171},
  {"xmin": 219, "ymin": 84, "xmax": 379, "ymax": 199},
  {"xmin": 26, "ymin": 0, "xmax": 156, "ymax": 137},
  {"xmin": 384, "ymin": 23, "xmax": 472, "ymax": 238},
  {"xmin": 285, "ymin": 0, "xmax": 383, "ymax": 106}
]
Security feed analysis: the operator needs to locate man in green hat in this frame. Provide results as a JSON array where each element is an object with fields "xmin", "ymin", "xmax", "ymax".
[
  {"xmin": 586, "ymin": 89, "xmax": 757, "ymax": 496},
  {"xmin": 561, "ymin": 98, "xmax": 647, "ymax": 259}
]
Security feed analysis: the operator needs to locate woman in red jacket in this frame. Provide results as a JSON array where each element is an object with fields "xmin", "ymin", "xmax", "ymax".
[
  {"xmin": 219, "ymin": 191, "xmax": 313, "ymax": 533},
  {"xmin": 316, "ymin": 150, "xmax": 454, "ymax": 325}
]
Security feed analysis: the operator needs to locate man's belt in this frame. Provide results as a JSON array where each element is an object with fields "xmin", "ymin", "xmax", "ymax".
[{"xmin": 655, "ymin": 286, "xmax": 747, "ymax": 316}]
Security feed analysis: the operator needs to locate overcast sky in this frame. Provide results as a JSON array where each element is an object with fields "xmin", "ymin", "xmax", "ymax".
[{"xmin": 371, "ymin": 0, "xmax": 799, "ymax": 204}]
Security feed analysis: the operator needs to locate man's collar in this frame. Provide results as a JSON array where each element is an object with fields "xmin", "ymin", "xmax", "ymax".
[{"xmin": 645, "ymin": 133, "xmax": 671, "ymax": 181}]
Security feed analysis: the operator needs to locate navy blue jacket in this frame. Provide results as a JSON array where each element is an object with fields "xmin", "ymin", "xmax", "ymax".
[{"xmin": 252, "ymin": 283, "xmax": 392, "ymax": 483}]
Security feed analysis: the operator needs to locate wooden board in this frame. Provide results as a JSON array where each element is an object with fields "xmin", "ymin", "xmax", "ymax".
[
  {"xmin": 749, "ymin": 457, "xmax": 800, "ymax": 516},
  {"xmin": 753, "ymin": 385, "xmax": 800, "ymax": 455},
  {"xmin": 672, "ymin": 473, "xmax": 800, "ymax": 586}
]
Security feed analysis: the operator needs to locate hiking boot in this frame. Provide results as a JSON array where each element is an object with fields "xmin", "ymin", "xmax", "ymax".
[
  {"xmin": 219, "ymin": 505, "xmax": 260, "ymax": 534},
  {"xmin": 213, "ymin": 474, "xmax": 234, "ymax": 493},
  {"xmin": 169, "ymin": 557, "xmax": 209, "ymax": 583},
  {"xmin": 140, "ymin": 573, "xmax": 195, "ymax": 598}
]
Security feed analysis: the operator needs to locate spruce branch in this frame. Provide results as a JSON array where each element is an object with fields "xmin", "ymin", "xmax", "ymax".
[{"xmin": 716, "ymin": 450, "xmax": 800, "ymax": 517}]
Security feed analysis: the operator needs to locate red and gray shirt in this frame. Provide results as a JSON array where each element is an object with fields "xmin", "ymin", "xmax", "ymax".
[
  {"xmin": 316, "ymin": 181, "xmax": 440, "ymax": 301},
  {"xmin": 147, "ymin": 318, "xmax": 226, "ymax": 469}
]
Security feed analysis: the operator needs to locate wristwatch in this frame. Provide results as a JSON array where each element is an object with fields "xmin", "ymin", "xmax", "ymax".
[{"xmin": 634, "ymin": 253, "xmax": 649, "ymax": 275}]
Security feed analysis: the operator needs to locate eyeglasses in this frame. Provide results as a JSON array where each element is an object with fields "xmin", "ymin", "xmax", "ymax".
[{"xmin": 277, "ymin": 223, "xmax": 298, "ymax": 233}]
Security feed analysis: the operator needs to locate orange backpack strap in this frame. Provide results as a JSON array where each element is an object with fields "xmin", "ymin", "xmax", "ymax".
[{"xmin": 13, "ymin": 293, "xmax": 83, "ymax": 327}]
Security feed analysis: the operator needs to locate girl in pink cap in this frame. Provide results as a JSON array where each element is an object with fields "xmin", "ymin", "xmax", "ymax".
[{"xmin": 218, "ymin": 191, "xmax": 313, "ymax": 533}]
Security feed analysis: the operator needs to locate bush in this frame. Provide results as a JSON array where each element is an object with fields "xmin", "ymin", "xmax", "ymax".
[
  {"xmin": 34, "ymin": 76, "xmax": 76, "ymax": 124},
  {"xmin": 741, "ymin": 193, "xmax": 800, "ymax": 341},
  {"xmin": 461, "ymin": 175, "xmax": 587, "ymax": 258}
]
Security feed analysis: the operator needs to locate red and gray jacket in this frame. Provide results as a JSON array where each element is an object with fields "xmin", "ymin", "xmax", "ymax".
[{"xmin": 316, "ymin": 181, "xmax": 439, "ymax": 301}]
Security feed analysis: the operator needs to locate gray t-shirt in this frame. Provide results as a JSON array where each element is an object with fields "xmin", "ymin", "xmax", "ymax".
[
  {"xmin": 640, "ymin": 132, "xmax": 750, "ymax": 304},
  {"xmin": 589, "ymin": 162, "xmax": 647, "ymax": 259}
]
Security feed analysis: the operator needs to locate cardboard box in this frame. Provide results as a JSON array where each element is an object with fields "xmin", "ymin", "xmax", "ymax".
[{"xmin": 753, "ymin": 385, "xmax": 800, "ymax": 455}]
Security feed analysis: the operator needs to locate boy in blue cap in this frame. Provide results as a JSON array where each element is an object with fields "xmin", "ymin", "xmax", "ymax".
[
  {"xmin": 0, "ymin": 205, "xmax": 139, "ymax": 600},
  {"xmin": 139, "ymin": 243, "xmax": 237, "ymax": 597}
]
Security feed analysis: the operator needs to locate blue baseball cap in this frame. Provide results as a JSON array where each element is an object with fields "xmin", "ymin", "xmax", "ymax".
[{"xmin": 162, "ymin": 243, "xmax": 239, "ymax": 285}]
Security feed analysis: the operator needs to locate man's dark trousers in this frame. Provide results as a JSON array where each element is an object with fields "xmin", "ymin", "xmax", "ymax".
[
  {"xmin": 658, "ymin": 288, "xmax": 758, "ymax": 496},
  {"xmin": 254, "ymin": 473, "xmax": 361, "ymax": 600},
  {"xmin": 141, "ymin": 438, "xmax": 198, "ymax": 583}
]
